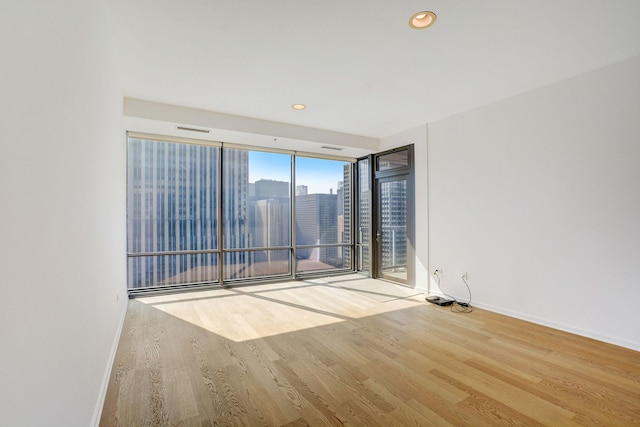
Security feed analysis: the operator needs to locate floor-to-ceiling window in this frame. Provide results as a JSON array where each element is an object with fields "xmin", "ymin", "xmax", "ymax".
[
  {"xmin": 127, "ymin": 137, "xmax": 220, "ymax": 289},
  {"xmin": 294, "ymin": 156, "xmax": 352, "ymax": 273},
  {"xmin": 127, "ymin": 134, "xmax": 354, "ymax": 292},
  {"xmin": 222, "ymin": 148, "xmax": 292, "ymax": 281}
]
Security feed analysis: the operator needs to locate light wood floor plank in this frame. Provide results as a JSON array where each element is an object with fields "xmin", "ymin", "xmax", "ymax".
[{"xmin": 101, "ymin": 279, "xmax": 640, "ymax": 426}]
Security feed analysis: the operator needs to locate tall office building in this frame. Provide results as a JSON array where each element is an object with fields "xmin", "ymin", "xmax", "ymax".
[
  {"xmin": 334, "ymin": 165, "xmax": 352, "ymax": 267},
  {"xmin": 250, "ymin": 179, "xmax": 291, "ymax": 262},
  {"xmin": 340, "ymin": 164, "xmax": 352, "ymax": 268},
  {"xmin": 255, "ymin": 179, "xmax": 289, "ymax": 198},
  {"xmin": 295, "ymin": 185, "xmax": 308, "ymax": 196},
  {"xmin": 127, "ymin": 139, "xmax": 222, "ymax": 288},
  {"xmin": 295, "ymin": 193, "xmax": 339, "ymax": 265},
  {"xmin": 357, "ymin": 158, "xmax": 371, "ymax": 272},
  {"xmin": 379, "ymin": 179, "xmax": 407, "ymax": 269},
  {"xmin": 337, "ymin": 181, "xmax": 344, "ymax": 216},
  {"xmin": 377, "ymin": 150, "xmax": 409, "ymax": 270},
  {"xmin": 127, "ymin": 140, "xmax": 251, "ymax": 288},
  {"xmin": 222, "ymin": 148, "xmax": 250, "ymax": 279},
  {"xmin": 252, "ymin": 198, "xmax": 290, "ymax": 261}
]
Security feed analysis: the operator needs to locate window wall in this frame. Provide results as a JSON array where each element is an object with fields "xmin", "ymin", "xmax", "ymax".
[{"xmin": 127, "ymin": 135, "xmax": 353, "ymax": 291}]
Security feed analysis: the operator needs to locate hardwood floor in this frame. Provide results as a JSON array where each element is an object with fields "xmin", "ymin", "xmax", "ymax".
[{"xmin": 100, "ymin": 277, "xmax": 640, "ymax": 426}]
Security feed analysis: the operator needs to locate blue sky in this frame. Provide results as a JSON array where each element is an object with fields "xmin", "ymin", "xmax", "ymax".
[{"xmin": 249, "ymin": 151, "xmax": 348, "ymax": 194}]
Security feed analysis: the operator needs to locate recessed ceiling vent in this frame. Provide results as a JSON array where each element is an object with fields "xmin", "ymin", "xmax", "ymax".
[
  {"xmin": 176, "ymin": 125, "xmax": 210, "ymax": 133},
  {"xmin": 321, "ymin": 146, "xmax": 343, "ymax": 151}
]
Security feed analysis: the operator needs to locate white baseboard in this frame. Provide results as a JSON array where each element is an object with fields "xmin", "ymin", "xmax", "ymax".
[
  {"xmin": 91, "ymin": 300, "xmax": 128, "ymax": 427},
  {"xmin": 470, "ymin": 300, "xmax": 640, "ymax": 352},
  {"xmin": 414, "ymin": 284, "xmax": 429, "ymax": 293}
]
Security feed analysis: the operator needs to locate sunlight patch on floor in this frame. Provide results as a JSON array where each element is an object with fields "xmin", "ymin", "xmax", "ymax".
[{"xmin": 136, "ymin": 277, "xmax": 425, "ymax": 342}]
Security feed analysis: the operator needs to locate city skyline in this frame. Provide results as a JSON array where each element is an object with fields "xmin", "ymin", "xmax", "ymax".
[{"xmin": 249, "ymin": 151, "xmax": 347, "ymax": 195}]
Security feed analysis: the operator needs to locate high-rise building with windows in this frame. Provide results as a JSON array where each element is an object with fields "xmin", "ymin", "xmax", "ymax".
[
  {"xmin": 249, "ymin": 179, "xmax": 291, "ymax": 261},
  {"xmin": 255, "ymin": 179, "xmax": 289, "ymax": 198},
  {"xmin": 222, "ymin": 149, "xmax": 250, "ymax": 279},
  {"xmin": 295, "ymin": 193, "xmax": 338, "ymax": 264},
  {"xmin": 357, "ymin": 159, "xmax": 371, "ymax": 272},
  {"xmin": 127, "ymin": 138, "xmax": 222, "ymax": 288},
  {"xmin": 127, "ymin": 140, "xmax": 253, "ymax": 287},
  {"xmin": 334, "ymin": 165, "xmax": 352, "ymax": 267},
  {"xmin": 380, "ymin": 180, "xmax": 407, "ymax": 269}
]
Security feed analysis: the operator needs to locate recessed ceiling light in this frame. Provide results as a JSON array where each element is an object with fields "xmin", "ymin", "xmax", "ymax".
[
  {"xmin": 291, "ymin": 104, "xmax": 306, "ymax": 110},
  {"xmin": 409, "ymin": 11, "xmax": 436, "ymax": 29}
]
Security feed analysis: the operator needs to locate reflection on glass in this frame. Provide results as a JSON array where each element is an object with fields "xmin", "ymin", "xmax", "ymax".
[
  {"xmin": 377, "ymin": 149, "xmax": 409, "ymax": 171},
  {"xmin": 380, "ymin": 179, "xmax": 407, "ymax": 280},
  {"xmin": 295, "ymin": 157, "xmax": 352, "ymax": 273}
]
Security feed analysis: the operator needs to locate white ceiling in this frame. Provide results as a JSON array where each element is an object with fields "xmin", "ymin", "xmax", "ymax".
[{"xmin": 106, "ymin": 0, "xmax": 640, "ymax": 140}]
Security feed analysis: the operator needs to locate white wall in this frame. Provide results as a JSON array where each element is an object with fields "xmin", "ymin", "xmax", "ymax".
[
  {"xmin": 380, "ymin": 126, "xmax": 429, "ymax": 291},
  {"xmin": 0, "ymin": 1, "xmax": 127, "ymax": 425},
  {"xmin": 427, "ymin": 56, "xmax": 640, "ymax": 350}
]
